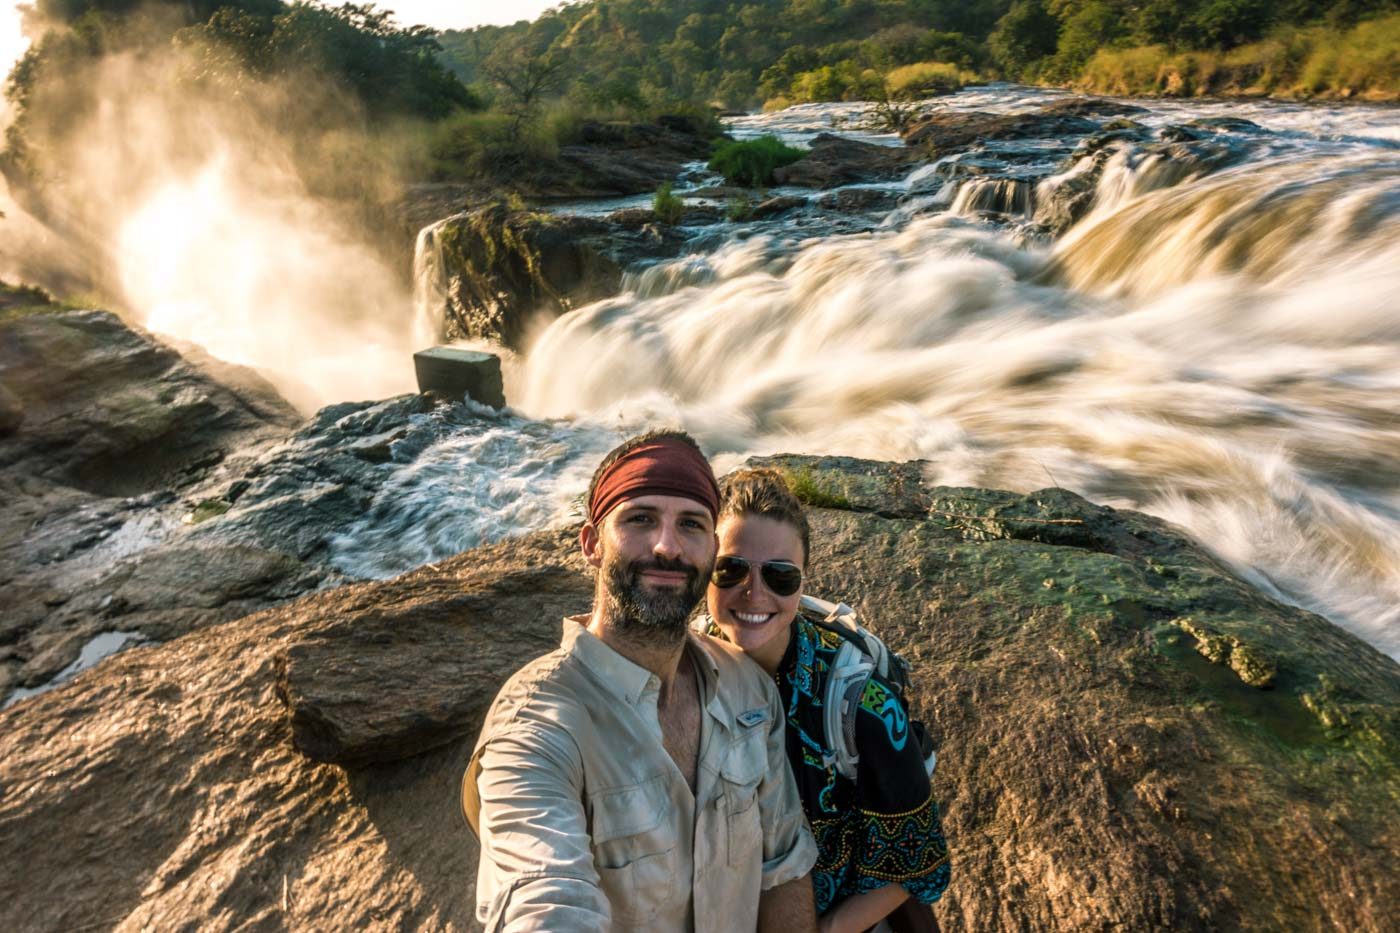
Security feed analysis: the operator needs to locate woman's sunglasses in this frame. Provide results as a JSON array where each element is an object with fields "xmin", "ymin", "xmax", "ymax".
[{"xmin": 711, "ymin": 556, "xmax": 803, "ymax": 597}]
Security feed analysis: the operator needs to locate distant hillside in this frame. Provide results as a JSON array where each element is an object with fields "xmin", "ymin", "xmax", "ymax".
[{"xmin": 436, "ymin": 0, "xmax": 1400, "ymax": 106}]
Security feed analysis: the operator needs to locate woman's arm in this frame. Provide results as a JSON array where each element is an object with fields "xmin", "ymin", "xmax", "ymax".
[{"xmin": 818, "ymin": 882, "xmax": 910, "ymax": 933}]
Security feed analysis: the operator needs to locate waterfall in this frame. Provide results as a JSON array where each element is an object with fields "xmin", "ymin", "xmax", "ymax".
[
  {"xmin": 950, "ymin": 177, "xmax": 1034, "ymax": 218},
  {"xmin": 1050, "ymin": 155, "xmax": 1400, "ymax": 297}
]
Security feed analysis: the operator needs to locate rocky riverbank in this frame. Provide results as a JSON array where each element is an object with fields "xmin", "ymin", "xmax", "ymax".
[
  {"xmin": 414, "ymin": 97, "xmax": 1277, "ymax": 347},
  {"xmin": 1, "ymin": 441, "xmax": 1396, "ymax": 930}
]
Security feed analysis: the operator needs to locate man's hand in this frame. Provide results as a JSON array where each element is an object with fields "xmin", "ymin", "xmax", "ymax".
[{"xmin": 758, "ymin": 874, "xmax": 817, "ymax": 932}]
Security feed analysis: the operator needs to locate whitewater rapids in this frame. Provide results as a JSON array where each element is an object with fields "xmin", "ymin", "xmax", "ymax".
[{"xmin": 339, "ymin": 91, "xmax": 1400, "ymax": 661}]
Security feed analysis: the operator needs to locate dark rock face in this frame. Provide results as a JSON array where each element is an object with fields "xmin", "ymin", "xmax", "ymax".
[
  {"xmin": 816, "ymin": 188, "xmax": 902, "ymax": 213},
  {"xmin": 518, "ymin": 118, "xmax": 718, "ymax": 199},
  {"xmin": 1037, "ymin": 97, "xmax": 1150, "ymax": 118},
  {"xmin": 3, "ymin": 455, "xmax": 1395, "ymax": 931},
  {"xmin": 0, "ymin": 308, "xmax": 295, "ymax": 496},
  {"xmin": 902, "ymin": 109, "xmax": 1102, "ymax": 153},
  {"xmin": 422, "ymin": 203, "xmax": 688, "ymax": 349},
  {"xmin": 772, "ymin": 133, "xmax": 920, "ymax": 188},
  {"xmin": 0, "ymin": 294, "xmax": 307, "ymax": 699},
  {"xmin": 749, "ymin": 194, "xmax": 807, "ymax": 218}
]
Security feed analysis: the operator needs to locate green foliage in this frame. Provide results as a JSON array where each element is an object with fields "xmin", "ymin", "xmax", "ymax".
[
  {"xmin": 782, "ymin": 467, "xmax": 852, "ymax": 510},
  {"xmin": 726, "ymin": 192, "xmax": 755, "ymax": 221},
  {"xmin": 885, "ymin": 60, "xmax": 972, "ymax": 97},
  {"xmin": 708, "ymin": 135, "xmax": 806, "ymax": 187},
  {"xmin": 1074, "ymin": 12, "xmax": 1400, "ymax": 99},
  {"xmin": 989, "ymin": 0, "xmax": 1060, "ymax": 76},
  {"xmin": 178, "ymin": 3, "xmax": 478, "ymax": 120},
  {"xmin": 652, "ymin": 182, "xmax": 684, "ymax": 224}
]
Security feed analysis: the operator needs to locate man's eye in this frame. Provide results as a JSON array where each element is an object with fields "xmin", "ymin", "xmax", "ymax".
[
  {"xmin": 626, "ymin": 513, "xmax": 653, "ymax": 524},
  {"xmin": 681, "ymin": 518, "xmax": 707, "ymax": 531}
]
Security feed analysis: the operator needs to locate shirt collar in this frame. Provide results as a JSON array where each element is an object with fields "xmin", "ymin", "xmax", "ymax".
[{"xmin": 562, "ymin": 616, "xmax": 728, "ymax": 718}]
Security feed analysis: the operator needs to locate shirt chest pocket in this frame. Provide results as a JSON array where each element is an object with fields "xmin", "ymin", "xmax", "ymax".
[
  {"xmin": 721, "ymin": 724, "xmax": 768, "ymax": 868},
  {"xmin": 589, "ymin": 779, "xmax": 680, "ymax": 924}
]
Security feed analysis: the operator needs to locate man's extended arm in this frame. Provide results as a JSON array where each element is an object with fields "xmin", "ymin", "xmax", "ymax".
[
  {"xmin": 472, "ymin": 725, "xmax": 610, "ymax": 933},
  {"xmin": 759, "ymin": 874, "xmax": 817, "ymax": 931}
]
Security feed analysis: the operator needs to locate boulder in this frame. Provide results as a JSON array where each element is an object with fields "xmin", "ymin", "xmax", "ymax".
[
  {"xmin": 0, "ymin": 381, "xmax": 21, "ymax": 436},
  {"xmin": 772, "ymin": 133, "xmax": 921, "ymax": 188},
  {"xmin": 0, "ymin": 299, "xmax": 297, "ymax": 496},
  {"xmin": 1037, "ymin": 97, "xmax": 1149, "ymax": 118},
  {"xmin": 816, "ymin": 188, "xmax": 901, "ymax": 213},
  {"xmin": 903, "ymin": 110, "xmax": 1102, "ymax": 154},
  {"xmin": 749, "ymin": 195, "xmax": 807, "ymax": 219},
  {"xmin": 0, "ymin": 293, "xmax": 306, "ymax": 701},
  {"xmin": 517, "ymin": 119, "xmax": 719, "ymax": 199},
  {"xmin": 420, "ymin": 203, "xmax": 688, "ymax": 349},
  {"xmin": 1, "ymin": 455, "xmax": 1395, "ymax": 931}
]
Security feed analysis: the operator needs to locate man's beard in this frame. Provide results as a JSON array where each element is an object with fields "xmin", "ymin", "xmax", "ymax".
[{"xmin": 601, "ymin": 552, "xmax": 709, "ymax": 646}]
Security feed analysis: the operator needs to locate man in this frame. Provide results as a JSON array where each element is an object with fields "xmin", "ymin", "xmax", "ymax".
[{"xmin": 463, "ymin": 430, "xmax": 818, "ymax": 932}]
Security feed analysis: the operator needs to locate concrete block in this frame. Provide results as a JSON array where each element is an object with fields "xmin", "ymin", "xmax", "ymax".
[{"xmin": 413, "ymin": 347, "xmax": 506, "ymax": 409}]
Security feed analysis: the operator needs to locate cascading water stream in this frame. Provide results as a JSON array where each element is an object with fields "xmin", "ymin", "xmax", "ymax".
[{"xmin": 374, "ymin": 90, "xmax": 1400, "ymax": 660}]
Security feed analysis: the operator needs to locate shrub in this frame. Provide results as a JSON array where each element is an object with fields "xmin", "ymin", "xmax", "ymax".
[
  {"xmin": 885, "ymin": 61, "xmax": 971, "ymax": 98},
  {"xmin": 1072, "ymin": 13, "xmax": 1400, "ymax": 100},
  {"xmin": 653, "ymin": 182, "xmax": 684, "ymax": 225},
  {"xmin": 726, "ymin": 193, "xmax": 754, "ymax": 221},
  {"xmin": 708, "ymin": 135, "xmax": 806, "ymax": 187}
]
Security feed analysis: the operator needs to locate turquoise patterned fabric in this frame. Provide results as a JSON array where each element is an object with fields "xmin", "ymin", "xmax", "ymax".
[{"xmin": 710, "ymin": 614, "xmax": 951, "ymax": 914}]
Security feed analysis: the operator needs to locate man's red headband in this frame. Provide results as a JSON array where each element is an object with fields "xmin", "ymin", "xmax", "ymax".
[{"xmin": 588, "ymin": 437, "xmax": 720, "ymax": 526}]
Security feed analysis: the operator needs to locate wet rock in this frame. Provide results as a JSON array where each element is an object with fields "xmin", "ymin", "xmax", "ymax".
[
  {"xmin": 816, "ymin": 188, "xmax": 901, "ymax": 213},
  {"xmin": 1187, "ymin": 116, "xmax": 1265, "ymax": 134},
  {"xmin": 0, "ymin": 301, "xmax": 297, "ymax": 496},
  {"xmin": 1, "ymin": 456, "xmax": 1396, "ymax": 930},
  {"xmin": 0, "ymin": 382, "xmax": 21, "ymax": 436},
  {"xmin": 0, "ymin": 292, "xmax": 305, "ymax": 699},
  {"xmin": 903, "ymin": 110, "xmax": 1102, "ymax": 154},
  {"xmin": 517, "ymin": 119, "xmax": 719, "ymax": 198},
  {"xmin": 605, "ymin": 206, "xmax": 656, "ymax": 226},
  {"xmin": 772, "ymin": 133, "xmax": 920, "ymax": 188},
  {"xmin": 680, "ymin": 205, "xmax": 724, "ymax": 225},
  {"xmin": 749, "ymin": 195, "xmax": 807, "ymax": 219},
  {"xmin": 424, "ymin": 203, "xmax": 688, "ymax": 349},
  {"xmin": 1038, "ymin": 97, "xmax": 1149, "ymax": 118},
  {"xmin": 412, "ymin": 347, "xmax": 506, "ymax": 409}
]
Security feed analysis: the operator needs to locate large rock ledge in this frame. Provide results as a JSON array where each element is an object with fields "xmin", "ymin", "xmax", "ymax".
[{"xmin": 1, "ymin": 455, "xmax": 1396, "ymax": 931}]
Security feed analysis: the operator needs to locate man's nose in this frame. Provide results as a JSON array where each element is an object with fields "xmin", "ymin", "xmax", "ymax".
[{"xmin": 652, "ymin": 519, "xmax": 684, "ymax": 560}]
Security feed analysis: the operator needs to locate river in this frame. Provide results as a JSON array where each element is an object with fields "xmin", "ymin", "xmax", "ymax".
[{"xmin": 347, "ymin": 86, "xmax": 1400, "ymax": 662}]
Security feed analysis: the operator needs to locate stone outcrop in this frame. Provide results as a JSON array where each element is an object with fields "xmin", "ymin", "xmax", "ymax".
[
  {"xmin": 2, "ymin": 455, "xmax": 1395, "ymax": 931},
  {"xmin": 0, "ymin": 290, "xmax": 307, "ymax": 699},
  {"xmin": 902, "ymin": 109, "xmax": 1102, "ymax": 153},
  {"xmin": 772, "ymin": 133, "xmax": 921, "ymax": 188},
  {"xmin": 420, "ymin": 203, "xmax": 688, "ymax": 349},
  {"xmin": 527, "ymin": 117, "xmax": 719, "ymax": 198}
]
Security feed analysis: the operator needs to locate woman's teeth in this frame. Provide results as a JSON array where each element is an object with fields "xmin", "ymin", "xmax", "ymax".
[{"xmin": 734, "ymin": 612, "xmax": 773, "ymax": 625}]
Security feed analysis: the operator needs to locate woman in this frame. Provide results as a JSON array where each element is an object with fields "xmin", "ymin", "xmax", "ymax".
[{"xmin": 705, "ymin": 468, "xmax": 950, "ymax": 933}]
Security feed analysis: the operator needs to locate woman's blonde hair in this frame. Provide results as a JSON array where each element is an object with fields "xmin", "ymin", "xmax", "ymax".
[{"xmin": 718, "ymin": 468, "xmax": 810, "ymax": 563}]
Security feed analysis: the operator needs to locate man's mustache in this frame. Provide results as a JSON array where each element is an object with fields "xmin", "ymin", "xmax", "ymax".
[{"xmin": 627, "ymin": 556, "xmax": 705, "ymax": 583}]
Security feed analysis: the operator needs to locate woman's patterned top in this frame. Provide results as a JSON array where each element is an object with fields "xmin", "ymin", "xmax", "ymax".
[{"xmin": 710, "ymin": 614, "xmax": 951, "ymax": 914}]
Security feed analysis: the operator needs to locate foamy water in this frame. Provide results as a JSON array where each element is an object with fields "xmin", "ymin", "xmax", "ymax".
[{"xmin": 375, "ymin": 90, "xmax": 1400, "ymax": 659}]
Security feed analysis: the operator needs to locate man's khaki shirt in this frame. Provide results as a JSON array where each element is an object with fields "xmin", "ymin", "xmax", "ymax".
[{"xmin": 464, "ymin": 617, "xmax": 817, "ymax": 932}]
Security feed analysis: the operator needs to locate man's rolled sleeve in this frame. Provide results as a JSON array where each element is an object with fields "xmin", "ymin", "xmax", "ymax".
[
  {"xmin": 756, "ymin": 681, "xmax": 818, "ymax": 890},
  {"xmin": 473, "ymin": 724, "xmax": 611, "ymax": 933}
]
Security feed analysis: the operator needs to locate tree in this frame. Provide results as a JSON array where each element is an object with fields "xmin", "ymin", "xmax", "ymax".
[
  {"xmin": 989, "ymin": 0, "xmax": 1059, "ymax": 77},
  {"xmin": 480, "ymin": 33, "xmax": 571, "ymax": 130}
]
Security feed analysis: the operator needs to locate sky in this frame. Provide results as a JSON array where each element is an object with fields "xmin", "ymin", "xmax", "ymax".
[{"xmin": 382, "ymin": 0, "xmax": 565, "ymax": 31}]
